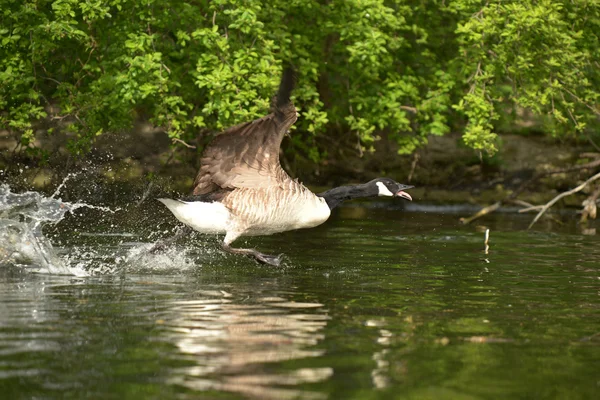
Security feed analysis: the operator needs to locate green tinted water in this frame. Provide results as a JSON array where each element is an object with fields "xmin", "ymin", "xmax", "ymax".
[{"xmin": 1, "ymin": 205, "xmax": 599, "ymax": 399}]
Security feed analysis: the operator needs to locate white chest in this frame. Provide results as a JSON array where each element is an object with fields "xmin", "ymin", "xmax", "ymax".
[{"xmin": 292, "ymin": 196, "xmax": 331, "ymax": 229}]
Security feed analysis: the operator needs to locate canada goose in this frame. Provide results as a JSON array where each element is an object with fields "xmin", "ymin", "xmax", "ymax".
[{"xmin": 158, "ymin": 68, "xmax": 413, "ymax": 266}]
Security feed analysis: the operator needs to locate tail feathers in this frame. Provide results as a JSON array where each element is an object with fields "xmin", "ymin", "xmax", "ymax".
[
  {"xmin": 157, "ymin": 198, "xmax": 230, "ymax": 234},
  {"xmin": 157, "ymin": 198, "xmax": 182, "ymax": 208},
  {"xmin": 275, "ymin": 66, "xmax": 295, "ymax": 110}
]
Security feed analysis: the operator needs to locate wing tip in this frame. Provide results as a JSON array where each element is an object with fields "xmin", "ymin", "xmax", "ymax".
[{"xmin": 276, "ymin": 66, "xmax": 296, "ymax": 109}]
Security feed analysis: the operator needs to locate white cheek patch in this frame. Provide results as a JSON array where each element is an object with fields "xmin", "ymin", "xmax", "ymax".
[{"xmin": 376, "ymin": 182, "xmax": 394, "ymax": 197}]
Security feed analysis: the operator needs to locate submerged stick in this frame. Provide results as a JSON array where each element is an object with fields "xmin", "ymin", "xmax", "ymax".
[
  {"xmin": 460, "ymin": 202, "xmax": 501, "ymax": 225},
  {"xmin": 518, "ymin": 204, "xmax": 544, "ymax": 213},
  {"xmin": 508, "ymin": 199, "xmax": 536, "ymax": 208},
  {"xmin": 528, "ymin": 171, "xmax": 600, "ymax": 229},
  {"xmin": 484, "ymin": 229, "xmax": 490, "ymax": 255}
]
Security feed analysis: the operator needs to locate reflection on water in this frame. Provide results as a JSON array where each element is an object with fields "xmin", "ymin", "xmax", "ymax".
[
  {"xmin": 0, "ymin": 275, "xmax": 332, "ymax": 399},
  {"xmin": 164, "ymin": 292, "xmax": 331, "ymax": 399}
]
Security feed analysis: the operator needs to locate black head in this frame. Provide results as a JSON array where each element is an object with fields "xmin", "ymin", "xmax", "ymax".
[{"xmin": 369, "ymin": 178, "xmax": 414, "ymax": 201}]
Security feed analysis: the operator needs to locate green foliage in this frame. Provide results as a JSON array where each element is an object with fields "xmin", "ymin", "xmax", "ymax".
[
  {"xmin": 451, "ymin": 0, "xmax": 600, "ymax": 152},
  {"xmin": 1, "ymin": 0, "xmax": 599, "ymax": 160}
]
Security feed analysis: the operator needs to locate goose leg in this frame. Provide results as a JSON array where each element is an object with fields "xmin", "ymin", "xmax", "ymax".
[
  {"xmin": 148, "ymin": 226, "xmax": 192, "ymax": 253},
  {"xmin": 221, "ymin": 243, "xmax": 282, "ymax": 266},
  {"xmin": 222, "ymin": 232, "xmax": 282, "ymax": 267}
]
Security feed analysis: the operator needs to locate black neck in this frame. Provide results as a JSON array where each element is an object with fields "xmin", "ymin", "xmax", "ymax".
[{"xmin": 317, "ymin": 183, "xmax": 378, "ymax": 210}]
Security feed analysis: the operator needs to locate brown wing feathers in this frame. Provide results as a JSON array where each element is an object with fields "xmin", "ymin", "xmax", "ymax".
[{"xmin": 192, "ymin": 68, "xmax": 297, "ymax": 196}]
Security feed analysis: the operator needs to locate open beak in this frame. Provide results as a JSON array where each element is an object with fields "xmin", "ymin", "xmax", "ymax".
[{"xmin": 394, "ymin": 185, "xmax": 414, "ymax": 201}]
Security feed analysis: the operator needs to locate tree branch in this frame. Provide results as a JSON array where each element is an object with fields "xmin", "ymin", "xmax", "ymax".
[
  {"xmin": 528, "ymin": 171, "xmax": 600, "ymax": 229},
  {"xmin": 461, "ymin": 158, "xmax": 600, "ymax": 224}
]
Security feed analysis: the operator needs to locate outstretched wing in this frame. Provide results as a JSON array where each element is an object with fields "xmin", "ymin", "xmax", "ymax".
[{"xmin": 192, "ymin": 69, "xmax": 297, "ymax": 195}]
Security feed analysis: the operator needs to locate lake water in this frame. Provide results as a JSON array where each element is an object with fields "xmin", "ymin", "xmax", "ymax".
[{"xmin": 1, "ymin": 186, "xmax": 599, "ymax": 399}]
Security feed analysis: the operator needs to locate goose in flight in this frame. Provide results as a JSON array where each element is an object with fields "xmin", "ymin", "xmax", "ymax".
[{"xmin": 159, "ymin": 68, "xmax": 413, "ymax": 266}]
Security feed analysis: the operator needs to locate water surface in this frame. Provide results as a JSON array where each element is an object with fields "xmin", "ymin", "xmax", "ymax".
[{"xmin": 0, "ymin": 190, "xmax": 599, "ymax": 399}]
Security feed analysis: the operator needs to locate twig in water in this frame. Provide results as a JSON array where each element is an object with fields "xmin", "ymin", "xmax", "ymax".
[
  {"xmin": 484, "ymin": 229, "xmax": 490, "ymax": 255},
  {"xmin": 460, "ymin": 201, "xmax": 501, "ymax": 225},
  {"xmin": 507, "ymin": 199, "xmax": 535, "ymax": 208},
  {"xmin": 518, "ymin": 204, "xmax": 544, "ymax": 213},
  {"xmin": 528, "ymin": 171, "xmax": 600, "ymax": 229}
]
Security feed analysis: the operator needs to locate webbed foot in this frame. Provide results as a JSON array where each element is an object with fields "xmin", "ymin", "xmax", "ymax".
[
  {"xmin": 222, "ymin": 243, "xmax": 285, "ymax": 267},
  {"xmin": 254, "ymin": 252, "xmax": 283, "ymax": 267}
]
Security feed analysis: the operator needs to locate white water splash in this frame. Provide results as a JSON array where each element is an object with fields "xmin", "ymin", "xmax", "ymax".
[
  {"xmin": 1, "ymin": 184, "xmax": 87, "ymax": 275},
  {"xmin": 50, "ymin": 171, "xmax": 80, "ymax": 199},
  {"xmin": 0, "ymin": 183, "xmax": 211, "ymax": 276},
  {"xmin": 0, "ymin": 183, "xmax": 127, "ymax": 276},
  {"xmin": 1, "ymin": 168, "xmax": 223, "ymax": 276},
  {"xmin": 117, "ymin": 243, "xmax": 201, "ymax": 274}
]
